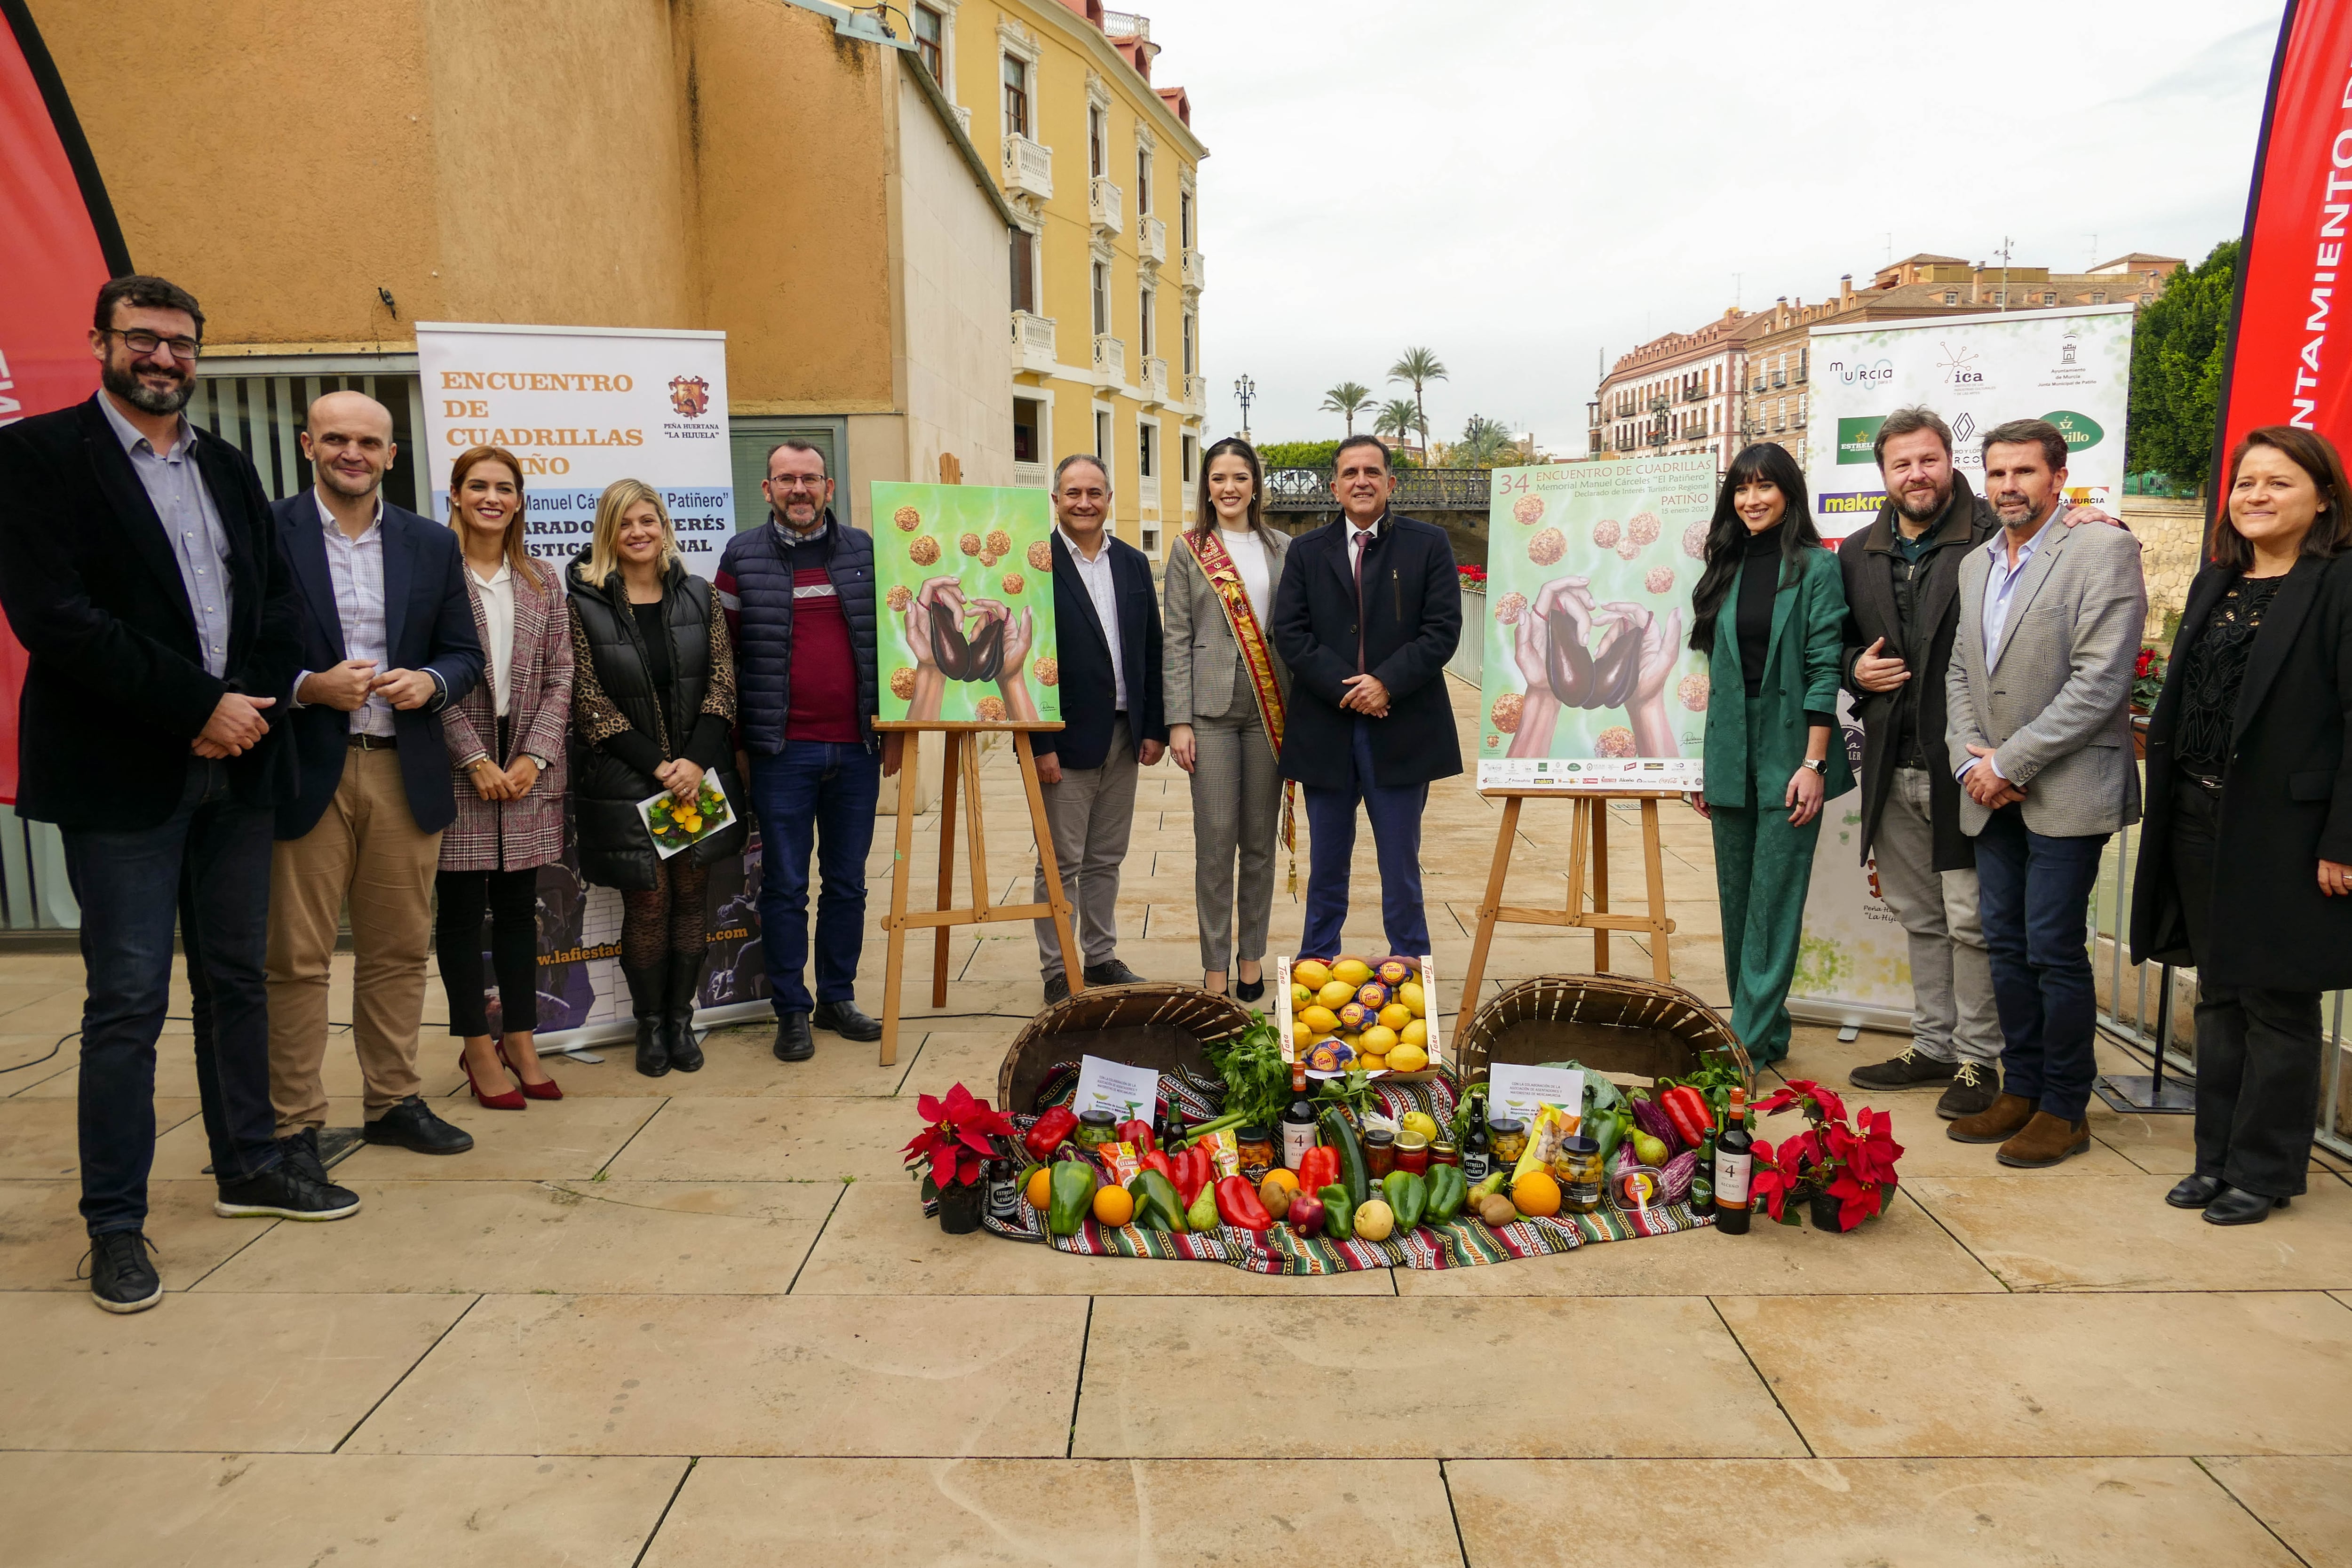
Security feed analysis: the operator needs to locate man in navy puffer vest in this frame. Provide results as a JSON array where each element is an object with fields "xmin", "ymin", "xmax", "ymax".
[{"xmin": 715, "ymin": 441, "xmax": 891, "ymax": 1062}]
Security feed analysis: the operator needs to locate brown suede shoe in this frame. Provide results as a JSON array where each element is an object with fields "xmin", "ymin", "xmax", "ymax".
[
  {"xmin": 1996, "ymin": 1112, "xmax": 2092, "ymax": 1169},
  {"xmin": 1946, "ymin": 1091, "xmax": 2034, "ymax": 1145}
]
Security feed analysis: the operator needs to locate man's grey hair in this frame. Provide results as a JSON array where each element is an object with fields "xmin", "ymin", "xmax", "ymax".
[{"xmin": 1055, "ymin": 452, "xmax": 1112, "ymax": 490}]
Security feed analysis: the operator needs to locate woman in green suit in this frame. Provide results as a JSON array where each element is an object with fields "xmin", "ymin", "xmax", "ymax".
[{"xmin": 1688, "ymin": 442, "xmax": 1853, "ymax": 1064}]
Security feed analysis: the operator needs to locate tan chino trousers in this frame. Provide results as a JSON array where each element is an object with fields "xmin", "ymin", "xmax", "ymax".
[{"xmin": 266, "ymin": 745, "xmax": 443, "ymax": 1134}]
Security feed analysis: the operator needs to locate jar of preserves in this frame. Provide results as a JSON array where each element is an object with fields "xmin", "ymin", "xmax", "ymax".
[
  {"xmin": 1394, "ymin": 1130, "xmax": 1430, "ymax": 1175},
  {"xmin": 1429, "ymin": 1140, "xmax": 1460, "ymax": 1168},
  {"xmin": 1075, "ymin": 1110, "xmax": 1117, "ymax": 1151},
  {"xmin": 1487, "ymin": 1117, "xmax": 1528, "ymax": 1169},
  {"xmin": 1557, "ymin": 1134, "xmax": 1604, "ymax": 1213},
  {"xmin": 1235, "ymin": 1125, "xmax": 1275, "ymax": 1183},
  {"xmin": 1363, "ymin": 1128, "xmax": 1397, "ymax": 1181}
]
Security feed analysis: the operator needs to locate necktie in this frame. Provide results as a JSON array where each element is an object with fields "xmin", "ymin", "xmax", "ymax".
[{"xmin": 1352, "ymin": 528, "xmax": 1370, "ymax": 673}]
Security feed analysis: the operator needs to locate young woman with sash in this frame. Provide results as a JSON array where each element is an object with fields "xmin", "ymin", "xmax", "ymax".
[{"xmin": 1164, "ymin": 438, "xmax": 1293, "ymax": 999}]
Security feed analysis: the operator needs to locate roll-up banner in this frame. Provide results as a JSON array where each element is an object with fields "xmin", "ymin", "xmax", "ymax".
[
  {"xmin": 413, "ymin": 324, "xmax": 765, "ymax": 1049},
  {"xmin": 1790, "ymin": 304, "xmax": 2136, "ymax": 1031},
  {"xmin": 2212, "ymin": 0, "xmax": 2352, "ymax": 479},
  {"xmin": 1, "ymin": 0, "xmax": 132, "ymax": 804}
]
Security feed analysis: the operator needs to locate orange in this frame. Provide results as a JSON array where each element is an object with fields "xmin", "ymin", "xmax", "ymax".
[
  {"xmin": 1511, "ymin": 1170, "xmax": 1562, "ymax": 1218},
  {"xmin": 1262, "ymin": 1168, "xmax": 1300, "ymax": 1194},
  {"xmin": 1024, "ymin": 1166, "xmax": 1053, "ymax": 1210},
  {"xmin": 1091, "ymin": 1185, "xmax": 1135, "ymax": 1227}
]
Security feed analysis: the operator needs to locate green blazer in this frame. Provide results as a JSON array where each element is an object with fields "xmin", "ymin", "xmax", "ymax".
[{"xmin": 1700, "ymin": 543, "xmax": 1854, "ymax": 808}]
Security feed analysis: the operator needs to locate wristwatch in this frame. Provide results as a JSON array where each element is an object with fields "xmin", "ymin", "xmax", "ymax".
[{"xmin": 1801, "ymin": 758, "xmax": 1828, "ymax": 776}]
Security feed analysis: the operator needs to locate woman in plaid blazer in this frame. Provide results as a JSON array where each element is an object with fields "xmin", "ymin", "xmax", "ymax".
[{"xmin": 435, "ymin": 446, "xmax": 574, "ymax": 1107}]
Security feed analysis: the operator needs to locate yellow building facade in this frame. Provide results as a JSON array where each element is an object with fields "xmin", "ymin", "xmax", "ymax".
[{"xmin": 919, "ymin": 0, "xmax": 1209, "ymax": 553}]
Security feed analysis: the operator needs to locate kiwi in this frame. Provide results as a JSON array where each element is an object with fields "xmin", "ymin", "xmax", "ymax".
[{"xmin": 1479, "ymin": 1194, "xmax": 1519, "ymax": 1229}]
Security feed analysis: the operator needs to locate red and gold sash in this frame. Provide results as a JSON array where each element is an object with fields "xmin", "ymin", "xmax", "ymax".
[{"xmin": 1184, "ymin": 529, "xmax": 1298, "ymax": 891}]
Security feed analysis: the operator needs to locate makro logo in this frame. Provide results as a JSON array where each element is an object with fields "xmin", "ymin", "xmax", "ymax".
[
  {"xmin": 1836, "ymin": 416, "xmax": 1885, "ymax": 464},
  {"xmin": 2042, "ymin": 409, "xmax": 2105, "ymax": 452},
  {"xmin": 1816, "ymin": 489, "xmax": 1888, "ymax": 516},
  {"xmin": 1829, "ymin": 358, "xmax": 1894, "ymax": 387}
]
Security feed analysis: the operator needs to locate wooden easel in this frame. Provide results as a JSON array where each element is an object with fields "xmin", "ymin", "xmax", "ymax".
[
  {"xmin": 1457, "ymin": 788, "xmax": 1679, "ymax": 1008},
  {"xmin": 874, "ymin": 721, "xmax": 1082, "ymax": 1065}
]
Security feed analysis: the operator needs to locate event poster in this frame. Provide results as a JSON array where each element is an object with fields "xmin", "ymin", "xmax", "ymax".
[
  {"xmin": 1789, "ymin": 303, "xmax": 2136, "ymax": 1031},
  {"xmin": 872, "ymin": 480, "xmax": 1060, "ymax": 726},
  {"xmin": 1474, "ymin": 454, "xmax": 1716, "ymax": 791},
  {"xmin": 413, "ymin": 322, "xmax": 734, "ymax": 567},
  {"xmin": 413, "ymin": 322, "xmax": 768, "ymax": 1046}
]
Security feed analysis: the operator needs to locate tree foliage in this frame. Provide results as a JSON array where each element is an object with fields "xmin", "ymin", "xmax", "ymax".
[
  {"xmin": 1319, "ymin": 381, "xmax": 1373, "ymax": 433},
  {"xmin": 1388, "ymin": 347, "xmax": 1448, "ymax": 458},
  {"xmin": 2126, "ymin": 239, "xmax": 2237, "ymax": 493},
  {"xmin": 1373, "ymin": 398, "xmax": 1422, "ymax": 443},
  {"xmin": 1449, "ymin": 414, "xmax": 1521, "ymax": 468},
  {"xmin": 1255, "ymin": 438, "xmax": 1414, "ymax": 471}
]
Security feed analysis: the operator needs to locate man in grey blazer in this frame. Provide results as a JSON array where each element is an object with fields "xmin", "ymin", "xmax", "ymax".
[{"xmin": 1944, "ymin": 418, "xmax": 2145, "ymax": 1167}]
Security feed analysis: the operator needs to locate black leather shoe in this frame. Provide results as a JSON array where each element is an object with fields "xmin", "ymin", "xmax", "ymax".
[
  {"xmin": 773, "ymin": 1011, "xmax": 815, "ymax": 1062},
  {"xmin": 1042, "ymin": 974, "xmax": 1072, "ymax": 1006},
  {"xmin": 812, "ymin": 999, "xmax": 882, "ymax": 1041},
  {"xmin": 623, "ymin": 962, "xmax": 669, "ymax": 1077},
  {"xmin": 1935, "ymin": 1061, "xmax": 1999, "ymax": 1121},
  {"xmin": 1849, "ymin": 1047, "xmax": 1959, "ymax": 1090},
  {"xmin": 85, "ymin": 1230, "xmax": 161, "ymax": 1314},
  {"xmin": 665, "ymin": 951, "xmax": 705, "ymax": 1072},
  {"xmin": 2203, "ymin": 1187, "xmax": 2290, "ymax": 1226},
  {"xmin": 215, "ymin": 1162, "xmax": 361, "ymax": 1221},
  {"xmin": 1083, "ymin": 959, "xmax": 1146, "ymax": 987},
  {"xmin": 2166, "ymin": 1174, "xmax": 2225, "ymax": 1209},
  {"xmin": 1234, "ymin": 977, "xmax": 1266, "ymax": 1003},
  {"xmin": 361, "ymin": 1096, "xmax": 475, "ymax": 1156},
  {"xmin": 279, "ymin": 1126, "xmax": 330, "ymax": 1186}
]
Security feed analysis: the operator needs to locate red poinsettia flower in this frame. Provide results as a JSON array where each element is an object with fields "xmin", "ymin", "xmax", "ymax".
[
  {"xmin": 902, "ymin": 1082, "xmax": 1015, "ymax": 1190},
  {"xmin": 2136, "ymin": 647, "xmax": 2158, "ymax": 678}
]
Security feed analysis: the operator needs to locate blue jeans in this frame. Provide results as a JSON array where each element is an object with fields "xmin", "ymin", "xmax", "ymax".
[
  {"xmin": 1972, "ymin": 804, "xmax": 2108, "ymax": 1122},
  {"xmin": 1300, "ymin": 717, "xmax": 1430, "ymax": 960},
  {"xmin": 60, "ymin": 759, "xmax": 280, "ymax": 1236},
  {"xmin": 750, "ymin": 741, "xmax": 881, "ymax": 1015}
]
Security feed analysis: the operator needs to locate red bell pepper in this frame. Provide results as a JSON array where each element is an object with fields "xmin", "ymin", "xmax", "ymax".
[
  {"xmin": 1170, "ymin": 1145, "xmax": 1214, "ymax": 1208},
  {"xmin": 1139, "ymin": 1149, "xmax": 1175, "ymax": 1186},
  {"xmin": 1024, "ymin": 1106, "xmax": 1078, "ymax": 1163},
  {"xmin": 1661, "ymin": 1086, "xmax": 1712, "ymax": 1149},
  {"xmin": 1215, "ymin": 1174, "xmax": 1273, "ymax": 1232},
  {"xmin": 1295, "ymin": 1145, "xmax": 1340, "ymax": 1196},
  {"xmin": 1115, "ymin": 1119, "xmax": 1155, "ymax": 1154}
]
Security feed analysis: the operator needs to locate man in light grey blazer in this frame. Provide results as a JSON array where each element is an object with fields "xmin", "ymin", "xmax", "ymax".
[{"xmin": 1943, "ymin": 418, "xmax": 2145, "ymax": 1168}]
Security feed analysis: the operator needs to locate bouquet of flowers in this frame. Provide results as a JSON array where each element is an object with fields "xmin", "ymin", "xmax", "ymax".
[{"xmin": 638, "ymin": 772, "xmax": 735, "ymax": 859}]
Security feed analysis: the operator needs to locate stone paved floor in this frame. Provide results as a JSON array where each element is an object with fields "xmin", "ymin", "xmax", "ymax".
[{"xmin": 4, "ymin": 676, "xmax": 2351, "ymax": 1565}]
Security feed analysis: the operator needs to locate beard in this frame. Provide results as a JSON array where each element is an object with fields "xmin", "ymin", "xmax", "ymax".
[
  {"xmin": 101, "ymin": 357, "xmax": 194, "ymax": 415},
  {"xmin": 1891, "ymin": 479, "xmax": 1949, "ymax": 524}
]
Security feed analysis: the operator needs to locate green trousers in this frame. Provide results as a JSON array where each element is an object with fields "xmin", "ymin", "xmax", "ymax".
[{"xmin": 1708, "ymin": 702, "xmax": 1822, "ymax": 1064}]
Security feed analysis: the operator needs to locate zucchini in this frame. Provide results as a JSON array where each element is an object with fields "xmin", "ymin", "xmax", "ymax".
[{"xmin": 1319, "ymin": 1106, "xmax": 1370, "ymax": 1207}]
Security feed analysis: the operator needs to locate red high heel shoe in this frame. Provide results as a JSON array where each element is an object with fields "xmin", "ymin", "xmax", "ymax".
[
  {"xmin": 500, "ymin": 1042, "xmax": 562, "ymax": 1101},
  {"xmin": 460, "ymin": 1047, "xmax": 527, "ymax": 1110}
]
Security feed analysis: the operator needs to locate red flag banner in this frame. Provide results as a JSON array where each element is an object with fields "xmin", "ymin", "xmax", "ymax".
[
  {"xmin": 0, "ymin": 0, "xmax": 127, "ymax": 805},
  {"xmin": 2215, "ymin": 0, "xmax": 2352, "ymax": 479}
]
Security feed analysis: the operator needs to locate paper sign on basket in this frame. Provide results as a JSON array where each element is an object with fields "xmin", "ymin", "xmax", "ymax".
[
  {"xmin": 1488, "ymin": 1063, "xmax": 1585, "ymax": 1126},
  {"xmin": 1073, "ymin": 1055, "xmax": 1160, "ymax": 1123}
]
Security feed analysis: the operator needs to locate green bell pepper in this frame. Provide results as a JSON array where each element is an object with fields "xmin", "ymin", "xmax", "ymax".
[
  {"xmin": 1318, "ymin": 1182, "xmax": 1356, "ymax": 1242},
  {"xmin": 1047, "ymin": 1160, "xmax": 1097, "ymax": 1236},
  {"xmin": 1124, "ymin": 1169, "xmax": 1187, "ymax": 1233},
  {"xmin": 1425, "ymin": 1163, "xmax": 1467, "ymax": 1225},
  {"xmin": 1382, "ymin": 1169, "xmax": 1428, "ymax": 1232}
]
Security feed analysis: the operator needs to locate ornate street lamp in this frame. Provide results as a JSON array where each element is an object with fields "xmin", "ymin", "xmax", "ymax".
[{"xmin": 1232, "ymin": 374, "xmax": 1255, "ymax": 442}]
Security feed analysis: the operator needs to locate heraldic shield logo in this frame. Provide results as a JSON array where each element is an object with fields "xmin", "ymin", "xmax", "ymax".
[{"xmin": 667, "ymin": 375, "xmax": 712, "ymax": 418}]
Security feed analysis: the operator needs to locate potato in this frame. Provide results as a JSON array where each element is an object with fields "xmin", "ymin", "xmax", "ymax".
[{"xmin": 1479, "ymin": 1194, "xmax": 1519, "ymax": 1229}]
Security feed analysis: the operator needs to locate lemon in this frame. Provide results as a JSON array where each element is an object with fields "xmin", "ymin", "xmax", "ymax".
[
  {"xmin": 1397, "ymin": 980, "xmax": 1426, "ymax": 1017},
  {"xmin": 1317, "ymin": 979, "xmax": 1356, "ymax": 1011},
  {"xmin": 1293, "ymin": 959, "xmax": 1332, "ymax": 990},
  {"xmin": 1292, "ymin": 983, "xmax": 1314, "ymax": 1008},
  {"xmin": 1386, "ymin": 1043, "xmax": 1430, "ymax": 1073},
  {"xmin": 1357, "ymin": 1053, "xmax": 1386, "ymax": 1071},
  {"xmin": 1400, "ymin": 1018, "xmax": 1428, "ymax": 1048},
  {"xmin": 1361, "ymin": 1024, "xmax": 1399, "ymax": 1056},
  {"xmin": 1300, "ymin": 1005, "xmax": 1339, "ymax": 1036},
  {"xmin": 1377, "ymin": 1003, "xmax": 1412, "ymax": 1032},
  {"xmin": 1401, "ymin": 1111, "xmax": 1440, "ymax": 1141},
  {"xmin": 1332, "ymin": 957, "xmax": 1373, "ymax": 987},
  {"xmin": 1292, "ymin": 1021, "xmax": 1316, "ymax": 1050}
]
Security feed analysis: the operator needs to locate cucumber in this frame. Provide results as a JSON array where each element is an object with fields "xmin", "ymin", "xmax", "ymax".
[{"xmin": 1318, "ymin": 1106, "xmax": 1370, "ymax": 1207}]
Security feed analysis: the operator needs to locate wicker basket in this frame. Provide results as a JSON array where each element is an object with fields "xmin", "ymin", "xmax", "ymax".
[
  {"xmin": 1454, "ymin": 974, "xmax": 1749, "ymax": 1091},
  {"xmin": 996, "ymin": 983, "xmax": 1257, "ymax": 1114}
]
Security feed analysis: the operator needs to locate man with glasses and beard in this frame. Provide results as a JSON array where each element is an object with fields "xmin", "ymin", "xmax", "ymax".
[
  {"xmin": 1841, "ymin": 406, "xmax": 2119, "ymax": 1122},
  {"xmin": 0, "ymin": 277, "xmax": 360, "ymax": 1316}
]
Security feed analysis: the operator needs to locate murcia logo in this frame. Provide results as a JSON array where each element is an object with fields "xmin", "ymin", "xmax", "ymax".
[
  {"xmin": 1831, "ymin": 358, "xmax": 1894, "ymax": 387},
  {"xmin": 1937, "ymin": 344, "xmax": 1984, "ymax": 385},
  {"xmin": 667, "ymin": 375, "xmax": 712, "ymax": 418}
]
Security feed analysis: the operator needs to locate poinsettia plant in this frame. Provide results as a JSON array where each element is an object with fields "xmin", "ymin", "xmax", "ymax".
[
  {"xmin": 2132, "ymin": 645, "xmax": 2166, "ymax": 708},
  {"xmin": 1748, "ymin": 1078, "xmax": 1903, "ymax": 1230},
  {"xmin": 901, "ymin": 1082, "xmax": 1015, "ymax": 1196}
]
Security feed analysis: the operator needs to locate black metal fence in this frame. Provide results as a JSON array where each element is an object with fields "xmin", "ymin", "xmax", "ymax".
[{"xmin": 1262, "ymin": 467, "xmax": 1493, "ymax": 513}]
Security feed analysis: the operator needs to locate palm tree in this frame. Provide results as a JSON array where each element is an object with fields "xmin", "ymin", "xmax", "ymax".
[
  {"xmin": 1372, "ymin": 398, "xmax": 1421, "ymax": 448},
  {"xmin": 1319, "ymin": 381, "xmax": 1373, "ymax": 434},
  {"xmin": 1387, "ymin": 347, "xmax": 1447, "ymax": 454},
  {"xmin": 1454, "ymin": 414, "xmax": 1517, "ymax": 468}
]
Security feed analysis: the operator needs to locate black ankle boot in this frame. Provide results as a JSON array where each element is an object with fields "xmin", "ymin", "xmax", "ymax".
[
  {"xmin": 665, "ymin": 950, "xmax": 706, "ymax": 1073},
  {"xmin": 623, "ymin": 963, "xmax": 670, "ymax": 1077}
]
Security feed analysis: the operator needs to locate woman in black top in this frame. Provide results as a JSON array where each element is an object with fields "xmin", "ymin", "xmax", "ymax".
[
  {"xmin": 2131, "ymin": 425, "xmax": 2352, "ymax": 1225},
  {"xmin": 568, "ymin": 480, "xmax": 747, "ymax": 1076}
]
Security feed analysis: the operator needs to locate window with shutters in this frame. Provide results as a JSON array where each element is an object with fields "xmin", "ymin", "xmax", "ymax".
[{"xmin": 1002, "ymin": 55, "xmax": 1029, "ymax": 137}]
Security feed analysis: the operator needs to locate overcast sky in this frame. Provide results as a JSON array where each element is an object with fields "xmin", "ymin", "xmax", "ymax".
[{"xmin": 1151, "ymin": 0, "xmax": 2284, "ymax": 453}]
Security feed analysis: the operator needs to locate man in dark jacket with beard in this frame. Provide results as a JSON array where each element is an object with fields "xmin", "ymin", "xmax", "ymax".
[{"xmin": 1840, "ymin": 405, "xmax": 2116, "ymax": 1118}]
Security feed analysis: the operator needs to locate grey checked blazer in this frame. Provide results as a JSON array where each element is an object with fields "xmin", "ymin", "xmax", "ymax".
[
  {"xmin": 1162, "ymin": 527, "xmax": 1292, "ymax": 726},
  {"xmin": 1946, "ymin": 516, "xmax": 2145, "ymax": 839}
]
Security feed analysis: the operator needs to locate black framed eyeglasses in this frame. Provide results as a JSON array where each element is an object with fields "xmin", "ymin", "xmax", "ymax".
[{"xmin": 104, "ymin": 329, "xmax": 203, "ymax": 361}]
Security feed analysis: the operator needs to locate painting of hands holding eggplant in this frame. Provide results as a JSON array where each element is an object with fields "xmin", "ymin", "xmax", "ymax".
[
  {"xmin": 1477, "ymin": 454, "xmax": 1718, "ymax": 786},
  {"xmin": 872, "ymin": 480, "xmax": 1061, "ymax": 726}
]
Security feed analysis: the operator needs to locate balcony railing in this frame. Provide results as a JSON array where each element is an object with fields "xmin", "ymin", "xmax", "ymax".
[
  {"xmin": 1184, "ymin": 373, "xmax": 1207, "ymax": 411},
  {"xmin": 1010, "ymin": 310, "xmax": 1056, "ymax": 374},
  {"xmin": 1139, "ymin": 215, "xmax": 1166, "ymax": 264},
  {"xmin": 1181, "ymin": 248, "xmax": 1205, "ymax": 292},
  {"xmin": 1001, "ymin": 134, "xmax": 1052, "ymax": 201},
  {"xmin": 1089, "ymin": 176, "xmax": 1123, "ymax": 235},
  {"xmin": 1093, "ymin": 333, "xmax": 1125, "ymax": 385},
  {"xmin": 1772, "ymin": 374, "xmax": 1788, "ymax": 388},
  {"xmin": 1141, "ymin": 356, "xmax": 1168, "ymax": 405},
  {"xmin": 1012, "ymin": 459, "xmax": 1050, "ymax": 489}
]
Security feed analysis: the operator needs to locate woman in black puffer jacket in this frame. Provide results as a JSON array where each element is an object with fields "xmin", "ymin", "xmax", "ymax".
[{"xmin": 567, "ymin": 479, "xmax": 746, "ymax": 1076}]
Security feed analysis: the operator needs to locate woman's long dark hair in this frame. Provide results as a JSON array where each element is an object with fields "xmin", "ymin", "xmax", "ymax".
[
  {"xmin": 1688, "ymin": 442, "xmax": 1820, "ymax": 653},
  {"xmin": 1189, "ymin": 436, "xmax": 1280, "ymax": 549}
]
